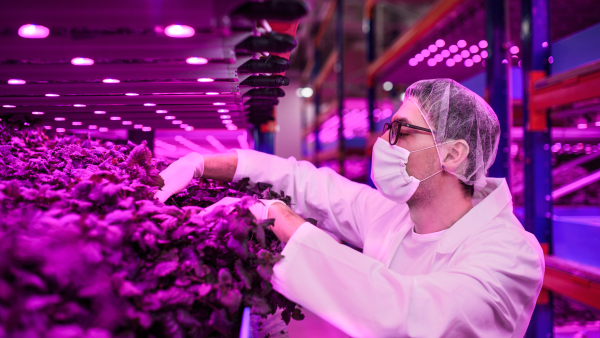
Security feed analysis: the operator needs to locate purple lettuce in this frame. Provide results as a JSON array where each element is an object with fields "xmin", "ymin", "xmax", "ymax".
[{"xmin": 0, "ymin": 123, "xmax": 304, "ymax": 338}]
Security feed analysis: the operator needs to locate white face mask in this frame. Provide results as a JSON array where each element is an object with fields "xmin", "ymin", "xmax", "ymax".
[{"xmin": 370, "ymin": 137, "xmax": 445, "ymax": 204}]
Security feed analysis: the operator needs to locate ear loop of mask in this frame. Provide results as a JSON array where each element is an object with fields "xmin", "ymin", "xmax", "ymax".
[
  {"xmin": 408, "ymin": 140, "xmax": 454, "ymax": 182},
  {"xmin": 406, "ymin": 97, "xmax": 454, "ymax": 179}
]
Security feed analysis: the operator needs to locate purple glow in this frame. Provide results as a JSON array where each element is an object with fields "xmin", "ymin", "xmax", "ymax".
[
  {"xmin": 206, "ymin": 92, "xmax": 219, "ymax": 95},
  {"xmin": 110, "ymin": 116, "xmax": 121, "ymax": 120},
  {"xmin": 415, "ymin": 54, "xmax": 424, "ymax": 62},
  {"xmin": 446, "ymin": 59, "xmax": 455, "ymax": 67},
  {"xmin": 469, "ymin": 45, "xmax": 479, "ymax": 53},
  {"xmin": 156, "ymin": 110, "xmax": 168, "ymax": 114},
  {"xmin": 56, "ymin": 128, "xmax": 66, "ymax": 133},
  {"xmin": 502, "ymin": 59, "xmax": 508, "ymax": 64},
  {"xmin": 226, "ymin": 125, "xmax": 238, "ymax": 130},
  {"xmin": 481, "ymin": 50, "xmax": 489, "ymax": 59},
  {"xmin": 448, "ymin": 45, "xmax": 458, "ymax": 53},
  {"xmin": 45, "ymin": 93, "xmax": 60, "ymax": 97},
  {"xmin": 99, "ymin": 127, "xmax": 109, "ymax": 132},
  {"xmin": 542, "ymin": 41, "xmax": 548, "ymax": 48},
  {"xmin": 44, "ymin": 126, "xmax": 52, "ymax": 130},
  {"xmin": 165, "ymin": 116, "xmax": 176, "ymax": 120},
  {"xmin": 435, "ymin": 39, "xmax": 445, "ymax": 48},
  {"xmin": 479, "ymin": 40, "xmax": 488, "ymax": 49},
  {"xmin": 473, "ymin": 55, "xmax": 482, "ymax": 63},
  {"xmin": 73, "ymin": 104, "xmax": 86, "ymax": 107},
  {"xmin": 8, "ymin": 79, "xmax": 26, "ymax": 85},
  {"xmin": 172, "ymin": 120, "xmax": 183, "ymax": 125},
  {"xmin": 197, "ymin": 78, "xmax": 214, "ymax": 83},
  {"xmin": 165, "ymin": 24, "xmax": 195, "ymax": 38},
  {"xmin": 102, "ymin": 78, "xmax": 120, "ymax": 84},
  {"xmin": 213, "ymin": 102, "xmax": 226, "ymax": 106},
  {"xmin": 220, "ymin": 115, "xmax": 232, "ymax": 119},
  {"xmin": 54, "ymin": 117, "xmax": 65, "ymax": 121},
  {"xmin": 88, "ymin": 125, "xmax": 98, "ymax": 130},
  {"xmin": 427, "ymin": 59, "xmax": 437, "ymax": 67},
  {"xmin": 518, "ymin": 60, "xmax": 522, "ymax": 67},
  {"xmin": 125, "ymin": 93, "xmax": 139, "ymax": 96},
  {"xmin": 218, "ymin": 109, "xmax": 229, "ymax": 113},
  {"xmin": 18, "ymin": 24, "xmax": 50, "ymax": 38},
  {"xmin": 186, "ymin": 57, "xmax": 208, "ymax": 65},
  {"xmin": 464, "ymin": 59, "xmax": 474, "ymax": 67},
  {"xmin": 222, "ymin": 120, "xmax": 233, "ymax": 124},
  {"xmin": 122, "ymin": 121, "xmax": 132, "ymax": 125},
  {"xmin": 180, "ymin": 124, "xmax": 189, "ymax": 128},
  {"xmin": 71, "ymin": 57, "xmax": 94, "ymax": 66},
  {"xmin": 94, "ymin": 110, "xmax": 106, "ymax": 114},
  {"xmin": 510, "ymin": 46, "xmax": 520, "ymax": 54},
  {"xmin": 186, "ymin": 126, "xmax": 195, "ymax": 131},
  {"xmin": 134, "ymin": 124, "xmax": 143, "ymax": 129},
  {"xmin": 32, "ymin": 111, "xmax": 44, "ymax": 115},
  {"xmin": 2, "ymin": 105, "xmax": 16, "ymax": 108},
  {"xmin": 460, "ymin": 50, "xmax": 470, "ymax": 58},
  {"xmin": 434, "ymin": 54, "xmax": 443, "ymax": 62},
  {"xmin": 421, "ymin": 49, "xmax": 431, "ymax": 57},
  {"xmin": 72, "ymin": 121, "xmax": 82, "ymax": 126},
  {"xmin": 512, "ymin": 55, "xmax": 519, "ymax": 59},
  {"xmin": 578, "ymin": 123, "xmax": 588, "ymax": 129},
  {"xmin": 408, "ymin": 58, "xmax": 418, "ymax": 66},
  {"xmin": 453, "ymin": 54, "xmax": 463, "ymax": 62},
  {"xmin": 428, "ymin": 44, "xmax": 438, "ymax": 53},
  {"xmin": 549, "ymin": 56, "xmax": 554, "ymax": 64},
  {"xmin": 441, "ymin": 50, "xmax": 450, "ymax": 58},
  {"xmin": 144, "ymin": 103, "xmax": 156, "ymax": 107},
  {"xmin": 457, "ymin": 40, "xmax": 467, "ymax": 48}
]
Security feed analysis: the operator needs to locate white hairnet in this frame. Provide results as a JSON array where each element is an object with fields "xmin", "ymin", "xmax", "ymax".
[{"xmin": 405, "ymin": 78, "xmax": 500, "ymax": 191}]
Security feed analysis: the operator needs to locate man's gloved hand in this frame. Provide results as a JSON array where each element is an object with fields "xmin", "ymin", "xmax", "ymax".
[
  {"xmin": 154, "ymin": 152, "xmax": 204, "ymax": 203},
  {"xmin": 198, "ymin": 196, "xmax": 286, "ymax": 221}
]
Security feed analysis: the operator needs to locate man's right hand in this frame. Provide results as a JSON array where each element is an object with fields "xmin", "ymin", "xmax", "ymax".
[{"xmin": 153, "ymin": 152, "xmax": 204, "ymax": 203}]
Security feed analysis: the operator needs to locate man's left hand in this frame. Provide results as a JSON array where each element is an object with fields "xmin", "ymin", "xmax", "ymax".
[{"xmin": 266, "ymin": 202, "xmax": 306, "ymax": 243}]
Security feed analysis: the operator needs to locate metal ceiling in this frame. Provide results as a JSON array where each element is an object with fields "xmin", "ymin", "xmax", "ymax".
[{"xmin": 0, "ymin": 0, "xmax": 305, "ymax": 132}]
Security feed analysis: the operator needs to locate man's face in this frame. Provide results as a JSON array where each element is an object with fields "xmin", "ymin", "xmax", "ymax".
[{"xmin": 379, "ymin": 99, "xmax": 441, "ymax": 206}]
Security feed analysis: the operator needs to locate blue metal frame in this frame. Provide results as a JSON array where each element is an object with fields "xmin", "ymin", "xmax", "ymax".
[
  {"xmin": 336, "ymin": 0, "xmax": 345, "ymax": 176},
  {"xmin": 485, "ymin": 0, "xmax": 511, "ymax": 184},
  {"xmin": 522, "ymin": 0, "xmax": 553, "ymax": 336},
  {"xmin": 253, "ymin": 124, "xmax": 275, "ymax": 154},
  {"xmin": 366, "ymin": 4, "xmax": 376, "ymax": 188}
]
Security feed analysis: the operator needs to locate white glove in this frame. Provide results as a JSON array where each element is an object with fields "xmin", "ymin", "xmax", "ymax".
[
  {"xmin": 154, "ymin": 152, "xmax": 204, "ymax": 203},
  {"xmin": 248, "ymin": 199, "xmax": 286, "ymax": 221},
  {"xmin": 198, "ymin": 197, "xmax": 286, "ymax": 220}
]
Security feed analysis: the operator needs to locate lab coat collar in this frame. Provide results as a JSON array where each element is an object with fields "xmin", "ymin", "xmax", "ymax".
[{"xmin": 435, "ymin": 177, "xmax": 512, "ymax": 254}]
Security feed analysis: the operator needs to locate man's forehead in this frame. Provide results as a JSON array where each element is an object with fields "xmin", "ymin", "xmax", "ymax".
[{"xmin": 391, "ymin": 99, "xmax": 424, "ymax": 125}]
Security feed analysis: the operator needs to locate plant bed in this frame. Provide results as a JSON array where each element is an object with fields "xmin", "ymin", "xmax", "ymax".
[{"xmin": 0, "ymin": 123, "xmax": 305, "ymax": 338}]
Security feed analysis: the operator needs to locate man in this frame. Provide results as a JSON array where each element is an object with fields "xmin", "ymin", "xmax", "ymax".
[{"xmin": 155, "ymin": 79, "xmax": 544, "ymax": 337}]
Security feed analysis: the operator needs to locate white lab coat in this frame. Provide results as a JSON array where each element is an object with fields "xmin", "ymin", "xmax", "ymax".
[{"xmin": 232, "ymin": 149, "xmax": 545, "ymax": 338}]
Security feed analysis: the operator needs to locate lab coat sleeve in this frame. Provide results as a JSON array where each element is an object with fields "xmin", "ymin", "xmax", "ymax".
[
  {"xmin": 231, "ymin": 149, "xmax": 398, "ymax": 248},
  {"xmin": 272, "ymin": 223, "xmax": 544, "ymax": 338}
]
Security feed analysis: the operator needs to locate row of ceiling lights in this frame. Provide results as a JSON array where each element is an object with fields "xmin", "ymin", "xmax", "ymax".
[
  {"xmin": 408, "ymin": 39, "xmax": 491, "ymax": 68},
  {"xmin": 11, "ymin": 24, "xmax": 239, "ymax": 132},
  {"xmin": 18, "ymin": 24, "xmax": 201, "ymax": 39}
]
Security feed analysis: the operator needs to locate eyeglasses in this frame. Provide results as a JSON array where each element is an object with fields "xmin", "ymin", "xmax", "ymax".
[{"xmin": 382, "ymin": 120, "xmax": 433, "ymax": 145}]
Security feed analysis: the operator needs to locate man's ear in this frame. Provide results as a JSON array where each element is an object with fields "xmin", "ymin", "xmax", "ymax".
[{"xmin": 442, "ymin": 140, "xmax": 469, "ymax": 171}]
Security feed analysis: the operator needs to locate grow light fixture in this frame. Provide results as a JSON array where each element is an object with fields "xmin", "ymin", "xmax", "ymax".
[
  {"xmin": 8, "ymin": 79, "xmax": 26, "ymax": 85},
  {"xmin": 71, "ymin": 57, "xmax": 94, "ymax": 66},
  {"xmin": 18, "ymin": 24, "xmax": 50, "ymax": 38},
  {"xmin": 165, "ymin": 24, "xmax": 195, "ymax": 38},
  {"xmin": 186, "ymin": 57, "xmax": 208, "ymax": 65}
]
